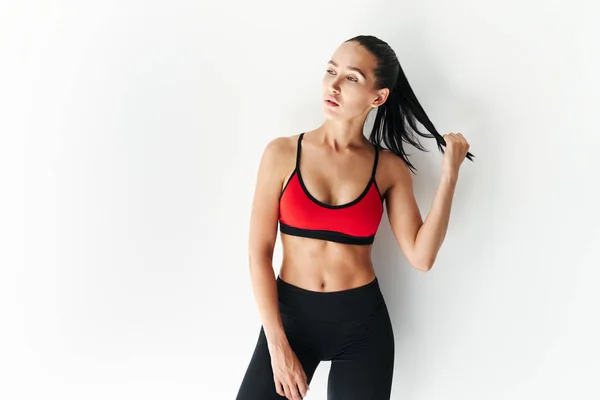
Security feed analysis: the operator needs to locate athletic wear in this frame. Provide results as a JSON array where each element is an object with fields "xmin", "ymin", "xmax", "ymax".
[
  {"xmin": 236, "ymin": 133, "xmax": 394, "ymax": 398},
  {"xmin": 278, "ymin": 132, "xmax": 384, "ymax": 245},
  {"xmin": 236, "ymin": 275, "xmax": 395, "ymax": 400}
]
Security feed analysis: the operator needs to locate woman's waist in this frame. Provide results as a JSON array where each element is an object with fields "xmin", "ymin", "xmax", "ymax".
[
  {"xmin": 276, "ymin": 258, "xmax": 384, "ymax": 322},
  {"xmin": 278, "ymin": 261, "xmax": 376, "ymax": 293},
  {"xmin": 276, "ymin": 271, "xmax": 385, "ymax": 323}
]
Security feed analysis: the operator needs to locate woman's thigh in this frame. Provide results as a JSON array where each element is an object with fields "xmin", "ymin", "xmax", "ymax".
[
  {"xmin": 236, "ymin": 326, "xmax": 321, "ymax": 400},
  {"xmin": 326, "ymin": 303, "xmax": 395, "ymax": 400}
]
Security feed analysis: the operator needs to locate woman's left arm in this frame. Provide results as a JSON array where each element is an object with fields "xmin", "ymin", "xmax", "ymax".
[{"xmin": 385, "ymin": 133, "xmax": 470, "ymax": 272}]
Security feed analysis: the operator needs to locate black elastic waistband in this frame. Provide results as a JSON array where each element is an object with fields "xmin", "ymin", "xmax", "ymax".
[{"xmin": 276, "ymin": 274, "xmax": 385, "ymax": 323}]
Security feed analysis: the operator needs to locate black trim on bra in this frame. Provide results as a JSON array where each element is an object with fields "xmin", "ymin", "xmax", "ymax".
[
  {"xmin": 278, "ymin": 133, "xmax": 304, "ymax": 201},
  {"xmin": 373, "ymin": 178, "xmax": 384, "ymax": 203},
  {"xmin": 297, "ymin": 172, "xmax": 376, "ymax": 209},
  {"xmin": 370, "ymin": 142, "xmax": 383, "ymax": 202},
  {"xmin": 295, "ymin": 132, "xmax": 303, "ymax": 170},
  {"xmin": 294, "ymin": 132, "xmax": 382, "ymax": 209},
  {"xmin": 279, "ymin": 169, "xmax": 297, "ymax": 201},
  {"xmin": 279, "ymin": 222, "xmax": 375, "ymax": 245},
  {"xmin": 371, "ymin": 143, "xmax": 379, "ymax": 179}
]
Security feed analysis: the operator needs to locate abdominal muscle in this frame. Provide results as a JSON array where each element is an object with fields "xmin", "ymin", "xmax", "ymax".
[{"xmin": 278, "ymin": 233, "xmax": 376, "ymax": 292}]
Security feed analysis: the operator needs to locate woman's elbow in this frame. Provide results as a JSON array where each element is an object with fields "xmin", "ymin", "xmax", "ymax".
[{"xmin": 410, "ymin": 255, "xmax": 434, "ymax": 272}]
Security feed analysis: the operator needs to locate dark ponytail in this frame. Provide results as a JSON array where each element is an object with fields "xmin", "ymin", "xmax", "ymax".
[{"xmin": 346, "ymin": 35, "xmax": 475, "ymax": 174}]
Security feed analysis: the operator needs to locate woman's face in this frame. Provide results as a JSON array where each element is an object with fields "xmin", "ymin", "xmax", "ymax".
[{"xmin": 322, "ymin": 41, "xmax": 389, "ymax": 121}]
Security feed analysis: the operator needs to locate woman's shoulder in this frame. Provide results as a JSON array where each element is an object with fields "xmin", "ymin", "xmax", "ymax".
[
  {"xmin": 375, "ymin": 148, "xmax": 413, "ymax": 197},
  {"xmin": 262, "ymin": 133, "xmax": 302, "ymax": 158},
  {"xmin": 258, "ymin": 133, "xmax": 302, "ymax": 171},
  {"xmin": 377, "ymin": 148, "xmax": 411, "ymax": 175}
]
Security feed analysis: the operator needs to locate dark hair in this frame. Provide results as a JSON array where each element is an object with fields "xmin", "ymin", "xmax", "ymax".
[{"xmin": 345, "ymin": 35, "xmax": 475, "ymax": 174}]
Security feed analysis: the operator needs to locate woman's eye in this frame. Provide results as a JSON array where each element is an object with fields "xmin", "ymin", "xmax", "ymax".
[{"xmin": 326, "ymin": 69, "xmax": 358, "ymax": 83}]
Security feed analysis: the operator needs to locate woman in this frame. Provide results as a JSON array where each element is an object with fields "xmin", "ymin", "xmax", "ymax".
[{"xmin": 236, "ymin": 35, "xmax": 473, "ymax": 400}]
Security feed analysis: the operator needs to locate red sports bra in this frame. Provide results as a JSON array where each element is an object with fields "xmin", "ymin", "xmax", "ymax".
[{"xmin": 278, "ymin": 132, "xmax": 384, "ymax": 245}]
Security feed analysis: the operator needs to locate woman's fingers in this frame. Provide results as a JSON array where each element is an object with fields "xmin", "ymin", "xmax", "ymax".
[
  {"xmin": 274, "ymin": 377, "xmax": 285, "ymax": 397},
  {"xmin": 296, "ymin": 375, "xmax": 309, "ymax": 398}
]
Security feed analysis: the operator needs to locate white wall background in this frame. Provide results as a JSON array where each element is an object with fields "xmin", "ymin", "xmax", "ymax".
[{"xmin": 2, "ymin": 0, "xmax": 599, "ymax": 399}]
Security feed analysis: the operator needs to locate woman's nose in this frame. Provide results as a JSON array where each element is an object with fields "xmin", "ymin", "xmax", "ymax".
[{"xmin": 329, "ymin": 80, "xmax": 340, "ymax": 94}]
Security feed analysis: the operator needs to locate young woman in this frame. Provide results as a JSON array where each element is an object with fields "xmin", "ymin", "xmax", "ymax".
[{"xmin": 236, "ymin": 35, "xmax": 473, "ymax": 400}]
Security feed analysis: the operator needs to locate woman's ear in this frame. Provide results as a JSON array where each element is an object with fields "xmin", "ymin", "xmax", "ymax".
[{"xmin": 372, "ymin": 88, "xmax": 389, "ymax": 107}]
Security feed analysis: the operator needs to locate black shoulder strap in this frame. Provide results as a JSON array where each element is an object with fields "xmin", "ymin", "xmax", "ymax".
[
  {"xmin": 371, "ymin": 143, "xmax": 379, "ymax": 178},
  {"xmin": 296, "ymin": 132, "xmax": 304, "ymax": 170}
]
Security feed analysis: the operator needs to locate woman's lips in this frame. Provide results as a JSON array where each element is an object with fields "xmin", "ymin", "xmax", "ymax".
[{"xmin": 324, "ymin": 96, "xmax": 340, "ymax": 107}]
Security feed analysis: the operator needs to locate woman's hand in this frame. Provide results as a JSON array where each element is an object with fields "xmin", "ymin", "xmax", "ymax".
[
  {"xmin": 441, "ymin": 132, "xmax": 471, "ymax": 177},
  {"xmin": 269, "ymin": 341, "xmax": 310, "ymax": 399}
]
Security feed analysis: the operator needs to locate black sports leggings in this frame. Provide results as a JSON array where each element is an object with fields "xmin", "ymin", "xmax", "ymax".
[{"xmin": 236, "ymin": 274, "xmax": 395, "ymax": 399}]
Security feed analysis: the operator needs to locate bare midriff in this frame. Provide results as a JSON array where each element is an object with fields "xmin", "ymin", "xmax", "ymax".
[{"xmin": 279, "ymin": 233, "xmax": 376, "ymax": 293}]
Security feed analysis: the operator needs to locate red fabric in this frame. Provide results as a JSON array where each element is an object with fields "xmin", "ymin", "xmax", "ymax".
[{"xmin": 279, "ymin": 172, "xmax": 383, "ymax": 237}]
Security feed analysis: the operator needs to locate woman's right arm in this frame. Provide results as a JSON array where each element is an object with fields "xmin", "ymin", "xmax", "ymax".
[
  {"xmin": 246, "ymin": 136, "xmax": 310, "ymax": 399},
  {"xmin": 247, "ymin": 136, "xmax": 290, "ymax": 347}
]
